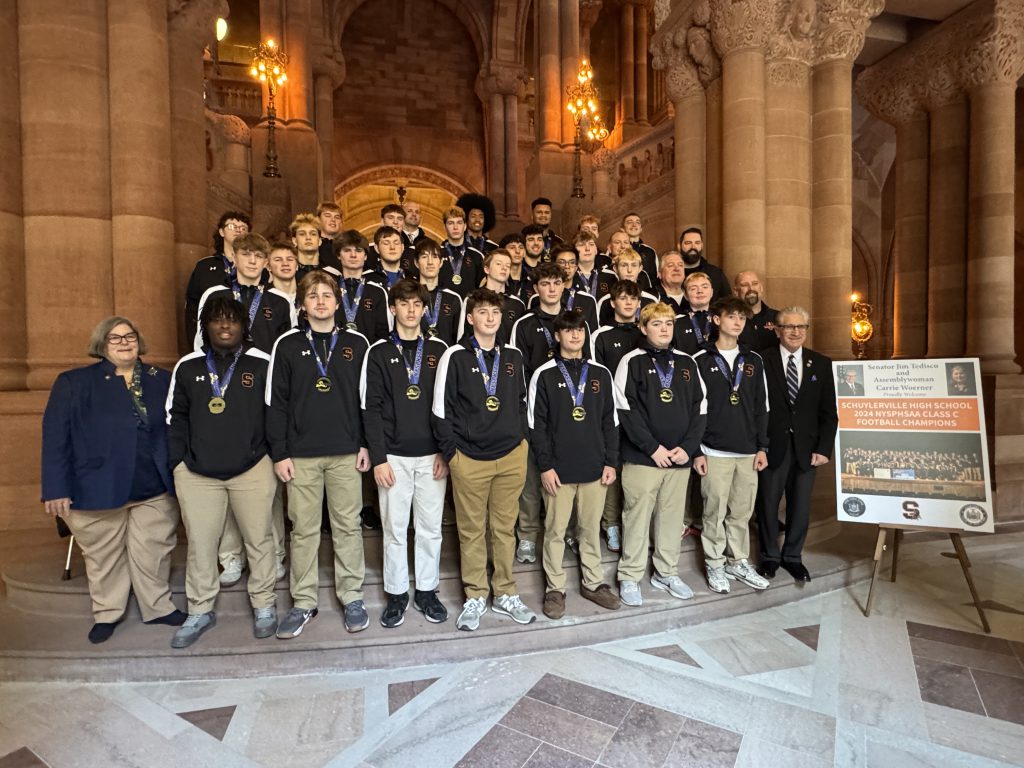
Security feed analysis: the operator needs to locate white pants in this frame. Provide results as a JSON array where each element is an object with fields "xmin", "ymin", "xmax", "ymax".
[{"xmin": 378, "ymin": 453, "xmax": 446, "ymax": 594}]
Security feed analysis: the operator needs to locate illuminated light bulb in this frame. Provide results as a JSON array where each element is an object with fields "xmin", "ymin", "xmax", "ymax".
[
  {"xmin": 273, "ymin": 66, "xmax": 280, "ymax": 75},
  {"xmin": 258, "ymin": 61, "xmax": 266, "ymax": 71},
  {"xmin": 267, "ymin": 39, "xmax": 275, "ymax": 48},
  {"xmin": 249, "ymin": 67, "xmax": 258, "ymax": 77},
  {"xmin": 215, "ymin": 17, "xmax": 228, "ymax": 41},
  {"xmin": 851, "ymin": 293, "xmax": 859, "ymax": 302},
  {"xmin": 259, "ymin": 73, "xmax": 266, "ymax": 81}
]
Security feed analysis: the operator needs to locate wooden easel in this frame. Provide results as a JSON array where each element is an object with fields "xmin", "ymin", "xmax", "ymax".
[{"xmin": 863, "ymin": 523, "xmax": 990, "ymax": 633}]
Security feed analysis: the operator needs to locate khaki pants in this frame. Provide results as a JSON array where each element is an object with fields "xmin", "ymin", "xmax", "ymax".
[
  {"xmin": 517, "ymin": 450, "xmax": 543, "ymax": 544},
  {"xmin": 65, "ymin": 493, "xmax": 179, "ymax": 622},
  {"xmin": 288, "ymin": 454, "xmax": 364, "ymax": 607},
  {"xmin": 700, "ymin": 455, "xmax": 758, "ymax": 568},
  {"xmin": 683, "ymin": 468, "xmax": 704, "ymax": 528},
  {"xmin": 617, "ymin": 463, "xmax": 689, "ymax": 583},
  {"xmin": 175, "ymin": 457, "xmax": 277, "ymax": 613},
  {"xmin": 543, "ymin": 479, "xmax": 607, "ymax": 592},
  {"xmin": 601, "ymin": 473, "xmax": 622, "ymax": 532},
  {"xmin": 450, "ymin": 440, "xmax": 528, "ymax": 599},
  {"xmin": 219, "ymin": 479, "xmax": 286, "ymax": 565},
  {"xmin": 378, "ymin": 453, "xmax": 446, "ymax": 594}
]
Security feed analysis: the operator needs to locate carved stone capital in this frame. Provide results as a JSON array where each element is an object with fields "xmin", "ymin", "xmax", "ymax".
[
  {"xmin": 206, "ymin": 108, "xmax": 251, "ymax": 146},
  {"xmin": 591, "ymin": 147, "xmax": 618, "ymax": 173},
  {"xmin": 478, "ymin": 61, "xmax": 528, "ymax": 99},
  {"xmin": 813, "ymin": 0, "xmax": 884, "ymax": 64},
  {"xmin": 856, "ymin": 0, "xmax": 1024, "ymax": 123},
  {"xmin": 313, "ymin": 45, "xmax": 346, "ymax": 86},
  {"xmin": 580, "ymin": 0, "xmax": 604, "ymax": 33},
  {"xmin": 653, "ymin": 24, "xmax": 705, "ymax": 101},
  {"xmin": 167, "ymin": 0, "xmax": 228, "ymax": 47},
  {"xmin": 709, "ymin": 0, "xmax": 776, "ymax": 57}
]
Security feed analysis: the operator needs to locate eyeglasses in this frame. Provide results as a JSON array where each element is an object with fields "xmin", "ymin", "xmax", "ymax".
[
  {"xmin": 777, "ymin": 324, "xmax": 809, "ymax": 332},
  {"xmin": 223, "ymin": 223, "xmax": 249, "ymax": 233},
  {"xmin": 106, "ymin": 332, "xmax": 139, "ymax": 344},
  {"xmin": 555, "ymin": 260, "xmax": 577, "ymax": 267}
]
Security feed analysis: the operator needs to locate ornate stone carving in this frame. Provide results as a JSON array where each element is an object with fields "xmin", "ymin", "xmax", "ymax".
[
  {"xmin": 813, "ymin": 0, "xmax": 884, "ymax": 64},
  {"xmin": 709, "ymin": 0, "xmax": 776, "ymax": 57},
  {"xmin": 767, "ymin": 0, "xmax": 816, "ymax": 85},
  {"xmin": 477, "ymin": 61, "xmax": 528, "ymax": 101},
  {"xmin": 206, "ymin": 109, "xmax": 251, "ymax": 145},
  {"xmin": 653, "ymin": 23, "xmax": 704, "ymax": 102},
  {"xmin": 856, "ymin": 0, "xmax": 1024, "ymax": 123},
  {"xmin": 591, "ymin": 146, "xmax": 618, "ymax": 173},
  {"xmin": 767, "ymin": 59, "xmax": 810, "ymax": 86},
  {"xmin": 653, "ymin": 0, "xmax": 672, "ymax": 30},
  {"xmin": 313, "ymin": 48, "xmax": 346, "ymax": 86},
  {"xmin": 687, "ymin": 24, "xmax": 721, "ymax": 85},
  {"xmin": 334, "ymin": 165, "xmax": 469, "ymax": 200}
]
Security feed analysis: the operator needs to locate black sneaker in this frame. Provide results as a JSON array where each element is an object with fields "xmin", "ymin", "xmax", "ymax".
[
  {"xmin": 360, "ymin": 506, "xmax": 381, "ymax": 530},
  {"xmin": 380, "ymin": 593, "xmax": 409, "ymax": 628},
  {"xmin": 413, "ymin": 589, "xmax": 449, "ymax": 623}
]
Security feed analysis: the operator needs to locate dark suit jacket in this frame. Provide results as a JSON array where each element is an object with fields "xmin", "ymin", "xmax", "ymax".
[
  {"xmin": 763, "ymin": 347, "xmax": 839, "ymax": 472},
  {"xmin": 837, "ymin": 380, "xmax": 863, "ymax": 396},
  {"xmin": 42, "ymin": 359, "xmax": 173, "ymax": 510}
]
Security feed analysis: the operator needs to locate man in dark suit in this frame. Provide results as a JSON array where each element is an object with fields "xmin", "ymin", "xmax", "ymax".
[
  {"xmin": 756, "ymin": 307, "xmax": 839, "ymax": 582},
  {"xmin": 837, "ymin": 368, "xmax": 864, "ymax": 396}
]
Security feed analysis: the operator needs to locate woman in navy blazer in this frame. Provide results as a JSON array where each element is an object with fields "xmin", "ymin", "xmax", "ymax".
[{"xmin": 41, "ymin": 317, "xmax": 186, "ymax": 643}]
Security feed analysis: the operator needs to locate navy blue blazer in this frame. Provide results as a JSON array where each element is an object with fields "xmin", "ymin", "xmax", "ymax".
[{"xmin": 41, "ymin": 359, "xmax": 174, "ymax": 510}]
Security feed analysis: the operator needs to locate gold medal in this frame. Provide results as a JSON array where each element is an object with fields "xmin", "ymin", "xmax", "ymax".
[
  {"xmin": 427, "ymin": 326, "xmax": 437, "ymax": 337},
  {"xmin": 315, "ymin": 376, "xmax": 332, "ymax": 393},
  {"xmin": 346, "ymin": 322, "xmax": 357, "ymax": 331},
  {"xmin": 729, "ymin": 391, "xmax": 740, "ymax": 406},
  {"xmin": 208, "ymin": 396, "xmax": 226, "ymax": 414},
  {"xmin": 452, "ymin": 274, "xmax": 462, "ymax": 285},
  {"xmin": 659, "ymin": 388, "xmax": 674, "ymax": 403},
  {"xmin": 485, "ymin": 395, "xmax": 500, "ymax": 412},
  {"xmin": 571, "ymin": 406, "xmax": 586, "ymax": 422},
  {"xmin": 406, "ymin": 384, "xmax": 421, "ymax": 400}
]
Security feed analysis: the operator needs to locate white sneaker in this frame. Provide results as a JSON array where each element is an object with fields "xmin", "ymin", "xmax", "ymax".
[
  {"xmin": 456, "ymin": 597, "xmax": 488, "ymax": 631},
  {"xmin": 516, "ymin": 540, "xmax": 537, "ymax": 564},
  {"xmin": 725, "ymin": 559, "xmax": 770, "ymax": 590},
  {"xmin": 606, "ymin": 525, "xmax": 621, "ymax": 552},
  {"xmin": 218, "ymin": 555, "xmax": 245, "ymax": 586},
  {"xmin": 706, "ymin": 564, "xmax": 730, "ymax": 594},
  {"xmin": 493, "ymin": 594, "xmax": 537, "ymax": 625},
  {"xmin": 275, "ymin": 557, "xmax": 287, "ymax": 582},
  {"xmin": 650, "ymin": 573, "xmax": 694, "ymax": 600},
  {"xmin": 619, "ymin": 580, "xmax": 642, "ymax": 606}
]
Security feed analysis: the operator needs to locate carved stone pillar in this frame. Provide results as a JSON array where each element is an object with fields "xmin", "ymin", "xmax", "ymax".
[
  {"xmin": 580, "ymin": 0, "xmax": 602, "ymax": 58},
  {"xmin": 710, "ymin": 0, "xmax": 771, "ymax": 280},
  {"xmin": 108, "ymin": 0, "xmax": 178, "ymax": 365},
  {"xmin": 169, "ymin": 0, "xmax": 227, "ymax": 352},
  {"xmin": 21, "ymin": 0, "xmax": 113, "ymax": 388},
  {"xmin": 591, "ymin": 147, "xmax": 617, "ymax": 203},
  {"xmin": 487, "ymin": 90, "xmax": 507, "ymax": 209},
  {"xmin": 481, "ymin": 64, "xmax": 526, "ymax": 218},
  {"xmin": 284, "ymin": 0, "xmax": 312, "ymax": 124},
  {"xmin": 927, "ymin": 96, "xmax": 969, "ymax": 358},
  {"xmin": 504, "ymin": 92, "xmax": 522, "ymax": 217},
  {"xmin": 635, "ymin": 2, "xmax": 650, "ymax": 125},
  {"xmin": 620, "ymin": 2, "xmax": 636, "ymax": 124},
  {"xmin": 704, "ymin": 78, "xmax": 723, "ymax": 264},
  {"xmin": 766, "ymin": 10, "xmax": 815, "ymax": 313},
  {"xmin": 0, "ymin": 1, "xmax": 26, "ymax": 389},
  {"xmin": 314, "ymin": 53, "xmax": 344, "ymax": 200},
  {"xmin": 538, "ymin": 0, "xmax": 561, "ymax": 147},
  {"xmin": 891, "ymin": 113, "xmax": 930, "ymax": 359},
  {"xmin": 810, "ymin": 0, "xmax": 883, "ymax": 360},
  {"xmin": 560, "ymin": 0, "xmax": 580, "ymax": 146}
]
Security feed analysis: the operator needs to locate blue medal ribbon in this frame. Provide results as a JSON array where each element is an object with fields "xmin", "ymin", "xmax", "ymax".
[
  {"xmin": 341, "ymin": 281, "xmax": 365, "ymax": 326},
  {"xmin": 232, "ymin": 281, "xmax": 263, "ymax": 329},
  {"xmin": 205, "ymin": 347, "xmax": 242, "ymax": 397},
  {"xmin": 539, "ymin": 317, "xmax": 557, "ymax": 353},
  {"xmin": 305, "ymin": 327, "xmax": 338, "ymax": 378},
  {"xmin": 446, "ymin": 243, "xmax": 466, "ymax": 280},
  {"xmin": 423, "ymin": 289, "xmax": 443, "ymax": 328},
  {"xmin": 470, "ymin": 337, "xmax": 501, "ymax": 399},
  {"xmin": 650, "ymin": 352, "xmax": 675, "ymax": 390},
  {"xmin": 556, "ymin": 358, "xmax": 589, "ymax": 409},
  {"xmin": 688, "ymin": 311, "xmax": 711, "ymax": 345},
  {"xmin": 711, "ymin": 351, "xmax": 746, "ymax": 399},
  {"xmin": 392, "ymin": 331, "xmax": 424, "ymax": 387}
]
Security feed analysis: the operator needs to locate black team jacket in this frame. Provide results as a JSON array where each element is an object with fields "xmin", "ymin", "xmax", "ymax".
[
  {"xmin": 591, "ymin": 322, "xmax": 643, "ymax": 377},
  {"xmin": 439, "ymin": 241, "xmax": 485, "ymax": 298},
  {"xmin": 360, "ymin": 336, "xmax": 449, "ymax": 466},
  {"xmin": 265, "ymin": 327, "xmax": 368, "ymax": 460},
  {"xmin": 416, "ymin": 286, "xmax": 463, "ymax": 345},
  {"xmin": 166, "ymin": 345, "xmax": 270, "ymax": 480},
  {"xmin": 432, "ymin": 340, "xmax": 528, "ymax": 462},
  {"xmin": 510, "ymin": 310, "xmax": 593, "ymax": 382},
  {"xmin": 692, "ymin": 344, "xmax": 770, "ymax": 455},
  {"xmin": 195, "ymin": 284, "xmax": 294, "ymax": 354},
  {"xmin": 184, "ymin": 254, "xmax": 231, "ymax": 344},
  {"xmin": 614, "ymin": 341, "xmax": 707, "ymax": 469},
  {"xmin": 334, "ymin": 277, "xmax": 391, "ymax": 343},
  {"xmin": 527, "ymin": 356, "xmax": 621, "ymax": 483},
  {"xmin": 527, "ymin": 290, "xmax": 599, "ymax": 333}
]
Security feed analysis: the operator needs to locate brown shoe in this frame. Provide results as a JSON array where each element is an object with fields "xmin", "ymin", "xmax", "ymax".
[
  {"xmin": 581, "ymin": 584, "xmax": 621, "ymax": 611},
  {"xmin": 543, "ymin": 590, "xmax": 565, "ymax": 619}
]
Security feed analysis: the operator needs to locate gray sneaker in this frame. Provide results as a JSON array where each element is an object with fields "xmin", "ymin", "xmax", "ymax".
[
  {"xmin": 344, "ymin": 600, "xmax": 369, "ymax": 632},
  {"xmin": 276, "ymin": 607, "xmax": 318, "ymax": 639},
  {"xmin": 493, "ymin": 594, "xmax": 536, "ymax": 624},
  {"xmin": 619, "ymin": 580, "xmax": 643, "ymax": 607},
  {"xmin": 170, "ymin": 612, "xmax": 216, "ymax": 649},
  {"xmin": 650, "ymin": 573, "xmax": 694, "ymax": 600},
  {"xmin": 275, "ymin": 557, "xmax": 287, "ymax": 582},
  {"xmin": 706, "ymin": 564, "xmax": 730, "ymax": 594},
  {"xmin": 218, "ymin": 555, "xmax": 244, "ymax": 586},
  {"xmin": 253, "ymin": 606, "xmax": 277, "ymax": 639},
  {"xmin": 456, "ymin": 597, "xmax": 488, "ymax": 631},
  {"xmin": 606, "ymin": 525, "xmax": 621, "ymax": 552},
  {"xmin": 516, "ymin": 540, "xmax": 537, "ymax": 564},
  {"xmin": 725, "ymin": 559, "xmax": 770, "ymax": 590}
]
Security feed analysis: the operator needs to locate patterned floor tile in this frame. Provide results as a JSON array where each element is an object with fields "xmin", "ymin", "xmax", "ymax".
[{"xmin": 177, "ymin": 705, "xmax": 236, "ymax": 741}]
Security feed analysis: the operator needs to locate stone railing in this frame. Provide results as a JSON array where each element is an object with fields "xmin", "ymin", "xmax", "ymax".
[{"xmin": 609, "ymin": 119, "xmax": 675, "ymax": 198}]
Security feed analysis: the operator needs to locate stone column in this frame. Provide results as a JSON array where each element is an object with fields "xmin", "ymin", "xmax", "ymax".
[
  {"xmin": 580, "ymin": 0, "xmax": 602, "ymax": 58},
  {"xmin": 108, "ymin": 0, "xmax": 178, "ymax": 365},
  {"xmin": 926, "ymin": 97, "xmax": 969, "ymax": 358},
  {"xmin": 283, "ymin": 0, "xmax": 312, "ymax": 125},
  {"xmin": 488, "ymin": 91, "xmax": 507, "ymax": 209},
  {"xmin": 591, "ymin": 147, "xmax": 617, "ymax": 203},
  {"xmin": 965, "ymin": 79, "xmax": 1020, "ymax": 373},
  {"xmin": 560, "ymin": 0, "xmax": 580, "ymax": 146},
  {"xmin": 635, "ymin": 2, "xmax": 650, "ymax": 125},
  {"xmin": 314, "ymin": 53, "xmax": 344, "ymax": 200},
  {"xmin": 504, "ymin": 92, "xmax": 522, "ymax": 217},
  {"xmin": 810, "ymin": 0, "xmax": 883, "ymax": 360},
  {"xmin": 537, "ymin": 0, "xmax": 561, "ymax": 148},
  {"xmin": 619, "ymin": 2, "xmax": 636, "ymax": 125},
  {"xmin": 704, "ymin": 79, "xmax": 723, "ymax": 263},
  {"xmin": 0, "ymin": 1, "xmax": 26, "ymax": 390},
  {"xmin": 169, "ymin": 0, "xmax": 226, "ymax": 352},
  {"xmin": 710, "ymin": 1, "xmax": 770, "ymax": 281},
  {"xmin": 20, "ymin": 0, "xmax": 113, "ymax": 388},
  {"xmin": 891, "ymin": 114, "xmax": 930, "ymax": 359}
]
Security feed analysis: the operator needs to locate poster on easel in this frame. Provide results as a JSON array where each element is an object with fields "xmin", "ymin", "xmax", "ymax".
[{"xmin": 832, "ymin": 358, "xmax": 994, "ymax": 533}]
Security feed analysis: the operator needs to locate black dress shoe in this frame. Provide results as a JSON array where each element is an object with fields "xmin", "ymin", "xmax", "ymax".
[
  {"xmin": 781, "ymin": 561, "xmax": 811, "ymax": 582},
  {"xmin": 757, "ymin": 561, "xmax": 779, "ymax": 578}
]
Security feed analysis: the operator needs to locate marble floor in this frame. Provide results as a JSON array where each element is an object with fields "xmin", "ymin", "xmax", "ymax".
[{"xmin": 0, "ymin": 530, "xmax": 1022, "ymax": 768}]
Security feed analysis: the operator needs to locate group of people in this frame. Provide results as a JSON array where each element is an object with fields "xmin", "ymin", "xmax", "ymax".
[
  {"xmin": 841, "ymin": 448, "xmax": 984, "ymax": 482},
  {"xmin": 41, "ymin": 194, "xmax": 839, "ymax": 648}
]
